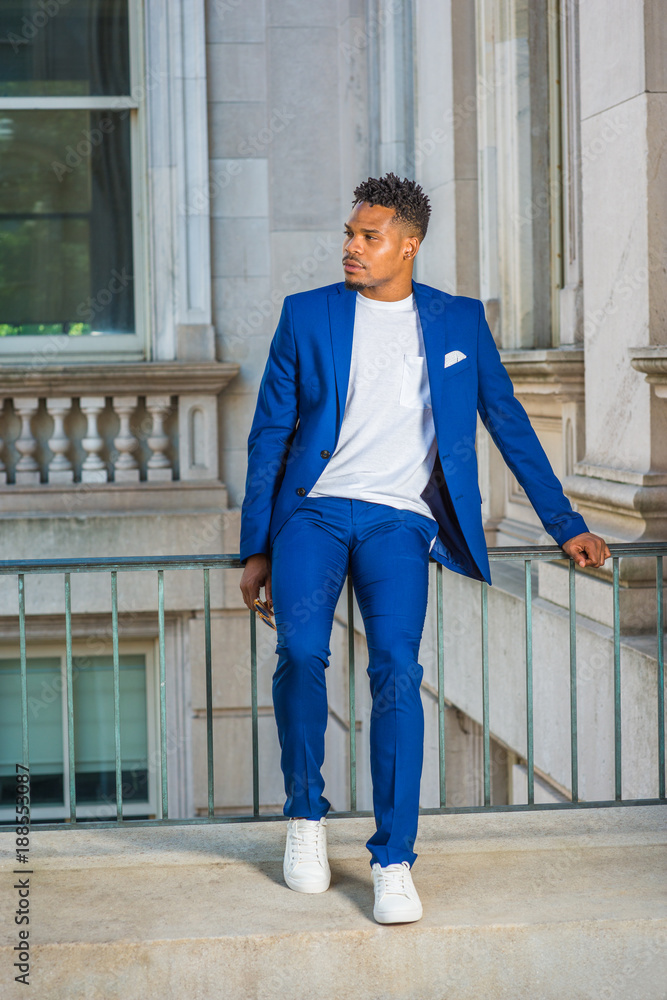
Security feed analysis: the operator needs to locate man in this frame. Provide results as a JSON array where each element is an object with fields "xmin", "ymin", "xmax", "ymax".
[{"xmin": 239, "ymin": 173, "xmax": 609, "ymax": 925}]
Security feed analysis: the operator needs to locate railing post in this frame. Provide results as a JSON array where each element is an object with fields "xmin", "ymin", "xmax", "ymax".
[
  {"xmin": 437, "ymin": 562, "xmax": 446, "ymax": 808},
  {"xmin": 481, "ymin": 580, "xmax": 490, "ymax": 807},
  {"xmin": 569, "ymin": 560, "xmax": 579, "ymax": 803},
  {"xmin": 18, "ymin": 574, "xmax": 29, "ymax": 770},
  {"xmin": 658, "ymin": 556, "xmax": 665, "ymax": 800},
  {"xmin": 347, "ymin": 569, "xmax": 357, "ymax": 813},
  {"xmin": 111, "ymin": 571, "xmax": 123, "ymax": 821},
  {"xmin": 524, "ymin": 560, "xmax": 534, "ymax": 805},
  {"xmin": 204, "ymin": 568, "xmax": 215, "ymax": 820},
  {"xmin": 613, "ymin": 557, "xmax": 622, "ymax": 801},
  {"xmin": 250, "ymin": 604, "xmax": 260, "ymax": 817},
  {"xmin": 64, "ymin": 573, "xmax": 76, "ymax": 822},
  {"xmin": 157, "ymin": 570, "xmax": 168, "ymax": 819}
]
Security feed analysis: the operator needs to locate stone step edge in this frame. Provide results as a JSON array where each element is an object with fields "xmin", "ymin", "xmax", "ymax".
[
  {"xmin": 2, "ymin": 915, "xmax": 665, "ymax": 953},
  {"xmin": 3, "ymin": 806, "xmax": 665, "ymax": 870}
]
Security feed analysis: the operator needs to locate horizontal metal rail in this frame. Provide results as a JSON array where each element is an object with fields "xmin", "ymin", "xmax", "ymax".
[{"xmin": 0, "ymin": 541, "xmax": 664, "ymax": 575}]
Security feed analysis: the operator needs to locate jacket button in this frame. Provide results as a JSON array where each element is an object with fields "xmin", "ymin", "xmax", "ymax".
[
  {"xmin": 320, "ymin": 450, "xmax": 330, "ymax": 459},
  {"xmin": 296, "ymin": 487, "xmax": 306, "ymax": 496}
]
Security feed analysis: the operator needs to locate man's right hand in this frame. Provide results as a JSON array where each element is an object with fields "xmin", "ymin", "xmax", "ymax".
[{"xmin": 239, "ymin": 553, "xmax": 273, "ymax": 613}]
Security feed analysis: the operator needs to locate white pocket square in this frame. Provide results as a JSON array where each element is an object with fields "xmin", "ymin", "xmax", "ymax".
[{"xmin": 444, "ymin": 350, "xmax": 467, "ymax": 368}]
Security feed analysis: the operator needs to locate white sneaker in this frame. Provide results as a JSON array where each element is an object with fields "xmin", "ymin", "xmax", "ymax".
[
  {"xmin": 283, "ymin": 817, "xmax": 331, "ymax": 893},
  {"xmin": 371, "ymin": 860, "xmax": 423, "ymax": 924}
]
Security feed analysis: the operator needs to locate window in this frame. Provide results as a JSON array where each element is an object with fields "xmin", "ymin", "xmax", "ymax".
[
  {"xmin": 0, "ymin": 646, "xmax": 157, "ymax": 822},
  {"xmin": 474, "ymin": 0, "xmax": 577, "ymax": 348},
  {"xmin": 0, "ymin": 0, "xmax": 146, "ymax": 359}
]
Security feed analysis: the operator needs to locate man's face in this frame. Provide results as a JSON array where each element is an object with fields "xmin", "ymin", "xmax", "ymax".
[{"xmin": 342, "ymin": 201, "xmax": 418, "ymax": 292}]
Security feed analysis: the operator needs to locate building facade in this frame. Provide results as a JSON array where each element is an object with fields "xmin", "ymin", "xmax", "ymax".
[{"xmin": 0, "ymin": 0, "xmax": 665, "ymax": 821}]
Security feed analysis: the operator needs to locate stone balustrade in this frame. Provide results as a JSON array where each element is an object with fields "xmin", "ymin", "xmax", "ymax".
[{"xmin": 0, "ymin": 363, "xmax": 239, "ymax": 488}]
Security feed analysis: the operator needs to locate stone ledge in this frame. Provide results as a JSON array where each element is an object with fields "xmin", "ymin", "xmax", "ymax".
[
  {"xmin": 572, "ymin": 460, "xmax": 667, "ymax": 488},
  {"xmin": 9, "ymin": 805, "xmax": 664, "ymax": 869},
  {"xmin": 0, "ymin": 480, "xmax": 230, "ymax": 517},
  {"xmin": 0, "ymin": 361, "xmax": 240, "ymax": 397}
]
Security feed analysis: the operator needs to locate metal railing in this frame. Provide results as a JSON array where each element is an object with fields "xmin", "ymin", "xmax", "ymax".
[{"xmin": 0, "ymin": 543, "xmax": 664, "ymax": 828}]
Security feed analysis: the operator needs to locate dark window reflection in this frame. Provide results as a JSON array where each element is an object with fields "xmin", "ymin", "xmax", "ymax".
[
  {"xmin": 0, "ymin": 110, "xmax": 134, "ymax": 335},
  {"xmin": 0, "ymin": 0, "xmax": 130, "ymax": 97},
  {"xmin": 75, "ymin": 768, "xmax": 150, "ymax": 805},
  {"xmin": 0, "ymin": 654, "xmax": 149, "ymax": 819}
]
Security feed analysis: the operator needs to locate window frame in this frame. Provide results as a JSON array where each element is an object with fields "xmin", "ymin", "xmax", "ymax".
[
  {"xmin": 0, "ymin": 1, "xmax": 149, "ymax": 362},
  {"xmin": 0, "ymin": 639, "xmax": 158, "ymax": 823}
]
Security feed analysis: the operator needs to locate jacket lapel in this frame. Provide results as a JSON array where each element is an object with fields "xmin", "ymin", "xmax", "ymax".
[
  {"xmin": 327, "ymin": 284, "xmax": 357, "ymax": 439},
  {"xmin": 412, "ymin": 280, "xmax": 449, "ymax": 429}
]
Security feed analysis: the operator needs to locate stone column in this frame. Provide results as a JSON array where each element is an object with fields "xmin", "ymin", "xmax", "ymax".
[
  {"xmin": 474, "ymin": 0, "xmax": 552, "ymax": 349},
  {"xmin": 413, "ymin": 0, "xmax": 479, "ymax": 298},
  {"xmin": 563, "ymin": 0, "xmax": 667, "ymax": 545}
]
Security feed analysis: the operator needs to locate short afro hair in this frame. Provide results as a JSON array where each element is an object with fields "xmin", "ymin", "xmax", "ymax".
[{"xmin": 351, "ymin": 172, "xmax": 431, "ymax": 242}]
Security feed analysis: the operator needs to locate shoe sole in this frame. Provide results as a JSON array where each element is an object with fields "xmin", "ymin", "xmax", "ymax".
[
  {"xmin": 284, "ymin": 869, "xmax": 331, "ymax": 893},
  {"xmin": 373, "ymin": 906, "xmax": 423, "ymax": 924}
]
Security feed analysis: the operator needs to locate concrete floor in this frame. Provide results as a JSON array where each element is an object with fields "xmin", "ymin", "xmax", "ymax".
[{"xmin": 1, "ymin": 807, "xmax": 665, "ymax": 999}]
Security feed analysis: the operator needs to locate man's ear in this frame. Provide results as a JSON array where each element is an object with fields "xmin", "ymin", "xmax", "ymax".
[{"xmin": 403, "ymin": 237, "xmax": 420, "ymax": 260}]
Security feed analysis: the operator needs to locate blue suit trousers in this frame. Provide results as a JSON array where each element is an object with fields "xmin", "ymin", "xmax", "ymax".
[{"xmin": 270, "ymin": 496, "xmax": 438, "ymax": 868}]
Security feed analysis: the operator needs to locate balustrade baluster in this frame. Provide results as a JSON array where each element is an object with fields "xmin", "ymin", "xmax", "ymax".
[
  {"xmin": 46, "ymin": 398, "xmax": 74, "ymax": 483},
  {"xmin": 14, "ymin": 398, "xmax": 40, "ymax": 485},
  {"xmin": 80, "ymin": 396, "xmax": 108, "ymax": 483},
  {"xmin": 146, "ymin": 396, "xmax": 173, "ymax": 481},
  {"xmin": 0, "ymin": 400, "xmax": 6, "ymax": 485},
  {"xmin": 113, "ymin": 396, "xmax": 140, "ymax": 482}
]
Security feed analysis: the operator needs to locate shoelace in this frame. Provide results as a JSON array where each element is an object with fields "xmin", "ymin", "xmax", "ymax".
[
  {"xmin": 289, "ymin": 820, "xmax": 323, "ymax": 864},
  {"xmin": 376, "ymin": 862, "xmax": 411, "ymax": 896}
]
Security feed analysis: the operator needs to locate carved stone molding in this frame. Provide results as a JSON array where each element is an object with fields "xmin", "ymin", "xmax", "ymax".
[
  {"xmin": 500, "ymin": 348, "xmax": 585, "ymax": 401},
  {"xmin": 629, "ymin": 347, "xmax": 667, "ymax": 398},
  {"xmin": 0, "ymin": 362, "xmax": 239, "ymax": 398}
]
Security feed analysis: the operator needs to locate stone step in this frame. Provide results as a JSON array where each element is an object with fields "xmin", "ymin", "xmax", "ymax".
[{"xmin": 1, "ymin": 807, "xmax": 665, "ymax": 1000}]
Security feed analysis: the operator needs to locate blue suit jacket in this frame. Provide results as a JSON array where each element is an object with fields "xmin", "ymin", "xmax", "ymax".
[{"xmin": 240, "ymin": 279, "xmax": 588, "ymax": 583}]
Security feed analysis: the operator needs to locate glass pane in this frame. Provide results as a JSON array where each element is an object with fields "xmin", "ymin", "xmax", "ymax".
[
  {"xmin": 0, "ymin": 109, "xmax": 135, "ymax": 336},
  {"xmin": 0, "ymin": 657, "xmax": 64, "ymax": 808},
  {"xmin": 0, "ymin": 0, "xmax": 130, "ymax": 97},
  {"xmin": 72, "ymin": 655, "xmax": 148, "ymax": 807}
]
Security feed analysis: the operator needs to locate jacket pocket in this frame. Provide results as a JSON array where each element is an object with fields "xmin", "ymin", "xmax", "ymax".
[
  {"xmin": 441, "ymin": 356, "xmax": 472, "ymax": 380},
  {"xmin": 399, "ymin": 355, "xmax": 431, "ymax": 409}
]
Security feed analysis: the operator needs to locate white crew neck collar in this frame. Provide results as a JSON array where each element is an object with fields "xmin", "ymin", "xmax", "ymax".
[{"xmin": 355, "ymin": 290, "xmax": 414, "ymax": 310}]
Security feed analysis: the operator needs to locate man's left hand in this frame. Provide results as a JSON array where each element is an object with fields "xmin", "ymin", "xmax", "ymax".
[{"xmin": 562, "ymin": 532, "xmax": 611, "ymax": 569}]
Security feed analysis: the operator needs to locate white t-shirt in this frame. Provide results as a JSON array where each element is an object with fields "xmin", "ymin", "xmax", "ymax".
[{"xmin": 307, "ymin": 290, "xmax": 438, "ymax": 522}]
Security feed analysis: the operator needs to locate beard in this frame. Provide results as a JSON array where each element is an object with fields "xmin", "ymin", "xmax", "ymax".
[{"xmin": 343, "ymin": 275, "xmax": 368, "ymax": 291}]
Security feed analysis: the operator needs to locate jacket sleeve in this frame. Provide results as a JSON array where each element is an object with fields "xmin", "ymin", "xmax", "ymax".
[
  {"xmin": 475, "ymin": 300, "xmax": 588, "ymax": 548},
  {"xmin": 239, "ymin": 296, "xmax": 299, "ymax": 564}
]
